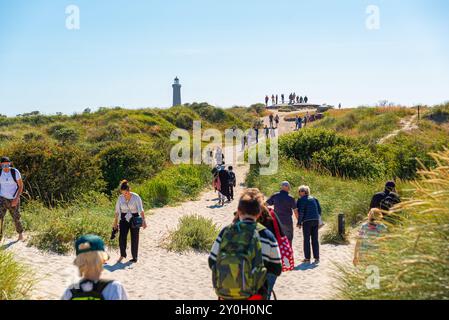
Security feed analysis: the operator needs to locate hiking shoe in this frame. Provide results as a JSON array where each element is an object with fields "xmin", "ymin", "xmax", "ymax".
[
  {"xmin": 130, "ymin": 259, "xmax": 138, "ymax": 263},
  {"xmin": 314, "ymin": 259, "xmax": 320, "ymax": 265},
  {"xmin": 302, "ymin": 259, "xmax": 311, "ymax": 264}
]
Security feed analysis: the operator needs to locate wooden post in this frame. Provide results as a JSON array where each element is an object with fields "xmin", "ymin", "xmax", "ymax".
[{"xmin": 338, "ymin": 213, "xmax": 345, "ymax": 238}]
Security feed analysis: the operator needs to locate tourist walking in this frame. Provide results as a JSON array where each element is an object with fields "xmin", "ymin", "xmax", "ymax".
[
  {"xmin": 113, "ymin": 180, "xmax": 147, "ymax": 263},
  {"xmin": 304, "ymin": 96, "xmax": 308, "ymax": 104},
  {"xmin": 271, "ymin": 95, "xmax": 275, "ymax": 106},
  {"xmin": 353, "ymin": 209, "xmax": 387, "ymax": 266},
  {"xmin": 275, "ymin": 94, "xmax": 278, "ymax": 105},
  {"xmin": 218, "ymin": 166, "xmax": 231, "ymax": 203},
  {"xmin": 228, "ymin": 166, "xmax": 236, "ymax": 201},
  {"xmin": 265, "ymin": 95, "xmax": 269, "ymax": 107},
  {"xmin": 0, "ymin": 156, "xmax": 24, "ymax": 242},
  {"xmin": 304, "ymin": 112, "xmax": 309, "ymax": 127},
  {"xmin": 370, "ymin": 181, "xmax": 401, "ymax": 214},
  {"xmin": 297, "ymin": 185, "xmax": 321, "ymax": 264},
  {"xmin": 269, "ymin": 114, "xmax": 274, "ymax": 128},
  {"xmin": 274, "ymin": 114, "xmax": 280, "ymax": 128},
  {"xmin": 264, "ymin": 125, "xmax": 270, "ymax": 139},
  {"xmin": 209, "ymin": 189, "xmax": 282, "ymax": 300},
  {"xmin": 281, "ymin": 94, "xmax": 285, "ymax": 104},
  {"xmin": 62, "ymin": 235, "xmax": 128, "ymax": 300},
  {"xmin": 300, "ymin": 96, "xmax": 304, "ymax": 104},
  {"xmin": 266, "ymin": 181, "xmax": 298, "ymax": 245}
]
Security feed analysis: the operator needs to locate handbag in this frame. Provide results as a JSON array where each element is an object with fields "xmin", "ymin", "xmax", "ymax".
[
  {"xmin": 269, "ymin": 209, "xmax": 295, "ymax": 272},
  {"xmin": 131, "ymin": 216, "xmax": 143, "ymax": 229},
  {"xmin": 124, "ymin": 201, "xmax": 143, "ymax": 229}
]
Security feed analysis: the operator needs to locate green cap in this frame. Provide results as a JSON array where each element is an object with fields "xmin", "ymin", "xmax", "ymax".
[{"xmin": 75, "ymin": 235, "xmax": 105, "ymax": 256}]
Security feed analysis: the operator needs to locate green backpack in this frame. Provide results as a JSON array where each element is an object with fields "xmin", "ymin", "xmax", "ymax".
[
  {"xmin": 212, "ymin": 222, "xmax": 267, "ymax": 300},
  {"xmin": 70, "ymin": 280, "xmax": 113, "ymax": 300}
]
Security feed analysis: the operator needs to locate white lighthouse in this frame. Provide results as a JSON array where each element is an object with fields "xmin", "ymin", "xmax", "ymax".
[{"xmin": 172, "ymin": 77, "xmax": 182, "ymax": 106}]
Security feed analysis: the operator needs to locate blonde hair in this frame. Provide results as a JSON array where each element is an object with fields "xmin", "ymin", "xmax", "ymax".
[
  {"xmin": 74, "ymin": 251, "xmax": 108, "ymax": 278},
  {"xmin": 368, "ymin": 208, "xmax": 383, "ymax": 222},
  {"xmin": 298, "ymin": 185, "xmax": 310, "ymax": 196}
]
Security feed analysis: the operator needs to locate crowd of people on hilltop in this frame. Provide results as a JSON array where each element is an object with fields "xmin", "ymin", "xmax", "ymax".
[{"xmin": 265, "ymin": 94, "xmax": 309, "ymax": 107}]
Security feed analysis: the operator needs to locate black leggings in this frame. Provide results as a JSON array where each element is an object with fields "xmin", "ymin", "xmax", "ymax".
[{"xmin": 119, "ymin": 214, "xmax": 140, "ymax": 260}]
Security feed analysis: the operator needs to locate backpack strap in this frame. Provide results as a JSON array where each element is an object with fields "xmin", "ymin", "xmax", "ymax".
[
  {"xmin": 70, "ymin": 279, "xmax": 114, "ymax": 300},
  {"xmin": 11, "ymin": 169, "xmax": 19, "ymax": 198},
  {"xmin": 268, "ymin": 209, "xmax": 282, "ymax": 244}
]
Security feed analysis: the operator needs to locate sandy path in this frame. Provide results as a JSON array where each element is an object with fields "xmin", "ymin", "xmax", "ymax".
[
  {"xmin": 4, "ymin": 111, "xmax": 353, "ymax": 300},
  {"xmin": 378, "ymin": 114, "xmax": 418, "ymax": 144}
]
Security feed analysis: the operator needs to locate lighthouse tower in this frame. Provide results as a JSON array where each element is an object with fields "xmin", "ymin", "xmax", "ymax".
[{"xmin": 172, "ymin": 77, "xmax": 182, "ymax": 106}]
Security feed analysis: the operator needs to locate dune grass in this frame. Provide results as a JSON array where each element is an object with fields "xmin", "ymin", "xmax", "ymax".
[
  {"xmin": 336, "ymin": 149, "xmax": 449, "ymax": 299},
  {"xmin": 315, "ymin": 106, "xmax": 416, "ymax": 144},
  {"xmin": 164, "ymin": 214, "xmax": 220, "ymax": 253},
  {"xmin": 0, "ymin": 250, "xmax": 35, "ymax": 300}
]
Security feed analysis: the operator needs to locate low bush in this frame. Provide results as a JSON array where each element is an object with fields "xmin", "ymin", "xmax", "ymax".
[
  {"xmin": 165, "ymin": 215, "xmax": 219, "ymax": 253},
  {"xmin": 280, "ymin": 128, "xmax": 352, "ymax": 165},
  {"xmin": 6, "ymin": 140, "xmax": 105, "ymax": 205},
  {"xmin": 134, "ymin": 164, "xmax": 211, "ymax": 208},
  {"xmin": 313, "ymin": 145, "xmax": 386, "ymax": 179},
  {"xmin": 98, "ymin": 142, "xmax": 165, "ymax": 193}
]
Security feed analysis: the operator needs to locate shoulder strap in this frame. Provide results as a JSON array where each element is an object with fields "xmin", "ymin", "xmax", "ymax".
[
  {"xmin": 268, "ymin": 209, "xmax": 282, "ymax": 243},
  {"xmin": 10, "ymin": 169, "xmax": 17, "ymax": 184},
  {"xmin": 95, "ymin": 280, "xmax": 114, "ymax": 295}
]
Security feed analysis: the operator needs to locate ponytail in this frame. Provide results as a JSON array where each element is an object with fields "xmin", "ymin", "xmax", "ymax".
[{"xmin": 120, "ymin": 180, "xmax": 130, "ymax": 191}]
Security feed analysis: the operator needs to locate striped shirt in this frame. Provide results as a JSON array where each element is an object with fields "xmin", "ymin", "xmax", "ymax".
[{"xmin": 208, "ymin": 220, "xmax": 282, "ymax": 276}]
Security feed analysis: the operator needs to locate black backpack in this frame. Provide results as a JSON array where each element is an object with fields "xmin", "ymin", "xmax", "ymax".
[
  {"xmin": 228, "ymin": 171, "xmax": 236, "ymax": 186},
  {"xmin": 0, "ymin": 168, "xmax": 19, "ymax": 197},
  {"xmin": 380, "ymin": 193, "xmax": 400, "ymax": 211},
  {"xmin": 70, "ymin": 280, "xmax": 114, "ymax": 300}
]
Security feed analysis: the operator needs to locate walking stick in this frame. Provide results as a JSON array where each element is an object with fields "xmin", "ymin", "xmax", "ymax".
[{"xmin": 0, "ymin": 217, "xmax": 4, "ymax": 243}]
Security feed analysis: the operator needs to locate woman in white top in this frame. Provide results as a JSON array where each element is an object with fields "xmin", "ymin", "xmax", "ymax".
[{"xmin": 113, "ymin": 180, "xmax": 147, "ymax": 263}]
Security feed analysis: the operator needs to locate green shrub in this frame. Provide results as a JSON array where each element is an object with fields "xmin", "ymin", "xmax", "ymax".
[
  {"xmin": 313, "ymin": 145, "xmax": 386, "ymax": 179},
  {"xmin": 0, "ymin": 250, "xmax": 34, "ymax": 300},
  {"xmin": 98, "ymin": 142, "xmax": 164, "ymax": 192},
  {"xmin": 47, "ymin": 125, "xmax": 79, "ymax": 144},
  {"xmin": 280, "ymin": 128, "xmax": 352, "ymax": 165},
  {"xmin": 134, "ymin": 164, "xmax": 211, "ymax": 208},
  {"xmin": 6, "ymin": 140, "xmax": 105, "ymax": 205},
  {"xmin": 165, "ymin": 215, "xmax": 219, "ymax": 253}
]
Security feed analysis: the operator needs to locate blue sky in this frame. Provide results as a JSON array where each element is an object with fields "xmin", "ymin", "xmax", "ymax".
[{"xmin": 0, "ymin": 0, "xmax": 448, "ymax": 116}]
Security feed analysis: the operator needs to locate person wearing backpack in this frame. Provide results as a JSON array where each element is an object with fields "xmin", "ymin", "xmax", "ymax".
[
  {"xmin": 297, "ymin": 185, "xmax": 322, "ymax": 264},
  {"xmin": 209, "ymin": 189, "xmax": 282, "ymax": 300},
  {"xmin": 228, "ymin": 166, "xmax": 236, "ymax": 201},
  {"xmin": 0, "ymin": 156, "xmax": 24, "ymax": 241},
  {"xmin": 62, "ymin": 234, "xmax": 128, "ymax": 300},
  {"xmin": 370, "ymin": 181, "xmax": 401, "ymax": 213},
  {"xmin": 113, "ymin": 180, "xmax": 147, "ymax": 264}
]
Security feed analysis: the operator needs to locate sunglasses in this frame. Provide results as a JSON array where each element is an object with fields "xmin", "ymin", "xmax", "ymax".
[{"xmin": 1, "ymin": 164, "xmax": 10, "ymax": 169}]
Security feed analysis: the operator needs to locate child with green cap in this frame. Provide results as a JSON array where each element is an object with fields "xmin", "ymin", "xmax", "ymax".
[{"xmin": 62, "ymin": 234, "xmax": 128, "ymax": 300}]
